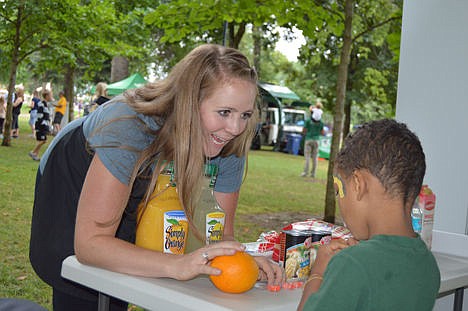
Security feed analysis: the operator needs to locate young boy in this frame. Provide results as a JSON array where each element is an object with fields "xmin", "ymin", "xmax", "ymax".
[
  {"xmin": 298, "ymin": 119, "xmax": 440, "ymax": 311},
  {"xmin": 29, "ymin": 90, "xmax": 53, "ymax": 161},
  {"xmin": 310, "ymin": 101, "xmax": 323, "ymax": 122},
  {"xmin": 52, "ymin": 91, "xmax": 66, "ymax": 134}
]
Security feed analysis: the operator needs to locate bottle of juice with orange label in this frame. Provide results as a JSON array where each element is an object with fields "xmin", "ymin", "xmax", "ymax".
[
  {"xmin": 185, "ymin": 163, "xmax": 225, "ymax": 253},
  {"xmin": 136, "ymin": 162, "xmax": 188, "ymax": 254}
]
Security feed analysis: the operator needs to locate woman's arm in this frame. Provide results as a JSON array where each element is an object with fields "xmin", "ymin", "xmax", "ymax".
[
  {"xmin": 13, "ymin": 96, "xmax": 23, "ymax": 107},
  {"xmin": 75, "ymin": 154, "xmax": 245, "ymax": 280}
]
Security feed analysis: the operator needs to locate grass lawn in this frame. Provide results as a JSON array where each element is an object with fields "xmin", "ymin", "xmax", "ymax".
[{"xmin": 0, "ymin": 115, "xmax": 335, "ymax": 310}]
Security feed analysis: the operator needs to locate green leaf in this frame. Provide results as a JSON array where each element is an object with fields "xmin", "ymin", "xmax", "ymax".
[{"xmin": 166, "ymin": 219, "xmax": 180, "ymax": 226}]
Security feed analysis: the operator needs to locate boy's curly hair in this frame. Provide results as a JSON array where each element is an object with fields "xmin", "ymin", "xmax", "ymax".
[{"xmin": 336, "ymin": 119, "xmax": 425, "ymax": 207}]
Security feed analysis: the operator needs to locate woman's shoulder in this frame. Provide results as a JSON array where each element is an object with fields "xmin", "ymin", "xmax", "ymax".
[{"xmin": 83, "ymin": 98, "xmax": 159, "ymax": 144}]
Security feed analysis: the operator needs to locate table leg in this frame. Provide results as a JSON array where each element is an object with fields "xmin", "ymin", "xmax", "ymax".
[
  {"xmin": 453, "ymin": 288, "xmax": 464, "ymax": 311},
  {"xmin": 98, "ymin": 292, "xmax": 110, "ymax": 311}
]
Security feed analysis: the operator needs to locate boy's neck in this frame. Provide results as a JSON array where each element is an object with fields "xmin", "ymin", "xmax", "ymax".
[{"xmin": 367, "ymin": 199, "xmax": 416, "ymax": 238}]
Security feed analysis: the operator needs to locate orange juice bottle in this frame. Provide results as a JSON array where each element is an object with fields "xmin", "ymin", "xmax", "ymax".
[{"xmin": 136, "ymin": 162, "xmax": 188, "ymax": 254}]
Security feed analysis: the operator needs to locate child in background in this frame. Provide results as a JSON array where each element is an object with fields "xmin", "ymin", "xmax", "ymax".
[
  {"xmin": 310, "ymin": 101, "xmax": 323, "ymax": 122},
  {"xmin": 29, "ymin": 90, "xmax": 52, "ymax": 161},
  {"xmin": 298, "ymin": 119, "xmax": 440, "ymax": 311},
  {"xmin": 29, "ymin": 89, "xmax": 41, "ymax": 137},
  {"xmin": 52, "ymin": 91, "xmax": 66, "ymax": 134}
]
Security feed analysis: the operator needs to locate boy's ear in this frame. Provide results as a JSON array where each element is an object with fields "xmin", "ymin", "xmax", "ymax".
[{"xmin": 352, "ymin": 170, "xmax": 368, "ymax": 201}]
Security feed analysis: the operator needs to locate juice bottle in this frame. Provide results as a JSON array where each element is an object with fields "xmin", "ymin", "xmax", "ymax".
[
  {"xmin": 185, "ymin": 163, "xmax": 225, "ymax": 253},
  {"xmin": 411, "ymin": 197, "xmax": 423, "ymax": 234},
  {"xmin": 135, "ymin": 162, "xmax": 188, "ymax": 254}
]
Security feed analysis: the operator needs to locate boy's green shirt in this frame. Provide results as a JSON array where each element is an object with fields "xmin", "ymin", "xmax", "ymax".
[{"xmin": 304, "ymin": 234, "xmax": 440, "ymax": 311}]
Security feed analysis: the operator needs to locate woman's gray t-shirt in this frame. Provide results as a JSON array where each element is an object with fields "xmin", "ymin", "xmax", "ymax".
[{"xmin": 41, "ymin": 98, "xmax": 245, "ymax": 192}]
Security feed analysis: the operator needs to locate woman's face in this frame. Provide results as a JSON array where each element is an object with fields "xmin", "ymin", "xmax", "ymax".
[{"xmin": 200, "ymin": 79, "xmax": 257, "ymax": 158}]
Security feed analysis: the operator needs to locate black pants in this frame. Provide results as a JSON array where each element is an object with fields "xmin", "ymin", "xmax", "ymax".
[
  {"xmin": 53, "ymin": 288, "xmax": 127, "ymax": 311},
  {"xmin": 12, "ymin": 113, "xmax": 19, "ymax": 130}
]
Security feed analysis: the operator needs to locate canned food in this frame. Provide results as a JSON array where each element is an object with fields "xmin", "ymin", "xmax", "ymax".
[{"xmin": 279, "ymin": 227, "xmax": 331, "ymax": 282}]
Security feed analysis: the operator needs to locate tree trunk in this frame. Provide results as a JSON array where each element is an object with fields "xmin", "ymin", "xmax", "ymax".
[
  {"xmin": 64, "ymin": 64, "xmax": 74, "ymax": 123},
  {"xmin": 343, "ymin": 98, "xmax": 351, "ymax": 139},
  {"xmin": 253, "ymin": 26, "xmax": 262, "ymax": 77},
  {"xmin": 111, "ymin": 56, "xmax": 129, "ymax": 83},
  {"xmin": 228, "ymin": 22, "xmax": 246, "ymax": 49},
  {"xmin": 343, "ymin": 53, "xmax": 357, "ymax": 139},
  {"xmin": 2, "ymin": 3, "xmax": 23, "ymax": 147},
  {"xmin": 343, "ymin": 77, "xmax": 352, "ymax": 139},
  {"xmin": 324, "ymin": 0, "xmax": 354, "ymax": 223}
]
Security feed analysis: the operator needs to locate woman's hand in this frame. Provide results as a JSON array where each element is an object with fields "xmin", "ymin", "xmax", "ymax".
[
  {"xmin": 253, "ymin": 256, "xmax": 284, "ymax": 286},
  {"xmin": 171, "ymin": 241, "xmax": 246, "ymax": 281}
]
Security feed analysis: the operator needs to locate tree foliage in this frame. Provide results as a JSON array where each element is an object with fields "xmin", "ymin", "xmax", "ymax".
[
  {"xmin": 0, "ymin": 0, "xmax": 53, "ymax": 145},
  {"xmin": 144, "ymin": 0, "xmax": 282, "ymax": 49},
  {"xmin": 1, "ymin": 1, "xmax": 403, "ymax": 224},
  {"xmin": 288, "ymin": 0, "xmax": 402, "ymax": 222}
]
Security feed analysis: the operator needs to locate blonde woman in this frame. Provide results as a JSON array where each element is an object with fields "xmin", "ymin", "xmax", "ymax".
[
  {"xmin": 11, "ymin": 86, "xmax": 24, "ymax": 138},
  {"xmin": 30, "ymin": 44, "xmax": 283, "ymax": 310},
  {"xmin": 0, "ymin": 95, "xmax": 6, "ymax": 139},
  {"xmin": 86, "ymin": 82, "xmax": 110, "ymax": 115}
]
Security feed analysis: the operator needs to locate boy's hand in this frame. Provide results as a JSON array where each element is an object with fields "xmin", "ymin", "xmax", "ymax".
[
  {"xmin": 310, "ymin": 239, "xmax": 353, "ymax": 276},
  {"xmin": 253, "ymin": 256, "xmax": 284, "ymax": 287}
]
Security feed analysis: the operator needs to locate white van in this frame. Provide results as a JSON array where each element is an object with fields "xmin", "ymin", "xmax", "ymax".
[
  {"xmin": 252, "ymin": 82, "xmax": 307, "ymax": 152},
  {"xmin": 261, "ymin": 107, "xmax": 306, "ymax": 147}
]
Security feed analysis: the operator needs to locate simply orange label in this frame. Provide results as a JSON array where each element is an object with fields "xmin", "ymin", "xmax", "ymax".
[{"xmin": 164, "ymin": 211, "xmax": 188, "ymax": 254}]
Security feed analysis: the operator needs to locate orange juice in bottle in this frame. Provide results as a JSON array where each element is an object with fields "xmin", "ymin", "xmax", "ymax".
[{"xmin": 136, "ymin": 162, "xmax": 188, "ymax": 254}]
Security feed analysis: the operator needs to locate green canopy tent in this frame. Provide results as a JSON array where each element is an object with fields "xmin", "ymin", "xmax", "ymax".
[
  {"xmin": 106, "ymin": 73, "xmax": 147, "ymax": 96},
  {"xmin": 91, "ymin": 73, "xmax": 148, "ymax": 96},
  {"xmin": 257, "ymin": 82, "xmax": 300, "ymax": 104}
]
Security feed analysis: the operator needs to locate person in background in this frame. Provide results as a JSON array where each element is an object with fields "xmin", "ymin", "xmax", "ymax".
[
  {"xmin": 52, "ymin": 91, "xmax": 66, "ymax": 134},
  {"xmin": 0, "ymin": 95, "xmax": 6, "ymax": 139},
  {"xmin": 297, "ymin": 119, "xmax": 440, "ymax": 311},
  {"xmin": 301, "ymin": 101, "xmax": 324, "ymax": 178},
  {"xmin": 93, "ymin": 82, "xmax": 110, "ymax": 106},
  {"xmin": 30, "ymin": 44, "xmax": 283, "ymax": 311},
  {"xmin": 11, "ymin": 85, "xmax": 24, "ymax": 138},
  {"xmin": 29, "ymin": 89, "xmax": 41, "ymax": 137},
  {"xmin": 29, "ymin": 90, "xmax": 52, "ymax": 161},
  {"xmin": 85, "ymin": 82, "xmax": 110, "ymax": 116},
  {"xmin": 310, "ymin": 101, "xmax": 323, "ymax": 122}
]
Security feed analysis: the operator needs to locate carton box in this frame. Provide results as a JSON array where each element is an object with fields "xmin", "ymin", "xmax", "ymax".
[{"xmin": 418, "ymin": 185, "xmax": 436, "ymax": 249}]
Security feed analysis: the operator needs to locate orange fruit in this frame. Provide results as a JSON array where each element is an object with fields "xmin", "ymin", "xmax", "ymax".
[{"xmin": 209, "ymin": 251, "xmax": 259, "ymax": 294}]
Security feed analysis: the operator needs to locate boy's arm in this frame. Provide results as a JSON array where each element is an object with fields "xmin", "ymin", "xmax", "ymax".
[
  {"xmin": 56, "ymin": 98, "xmax": 65, "ymax": 108},
  {"xmin": 297, "ymin": 239, "xmax": 351, "ymax": 311}
]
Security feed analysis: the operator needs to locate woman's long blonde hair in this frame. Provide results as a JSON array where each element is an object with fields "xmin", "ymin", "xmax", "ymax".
[{"xmin": 125, "ymin": 44, "xmax": 258, "ymax": 224}]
